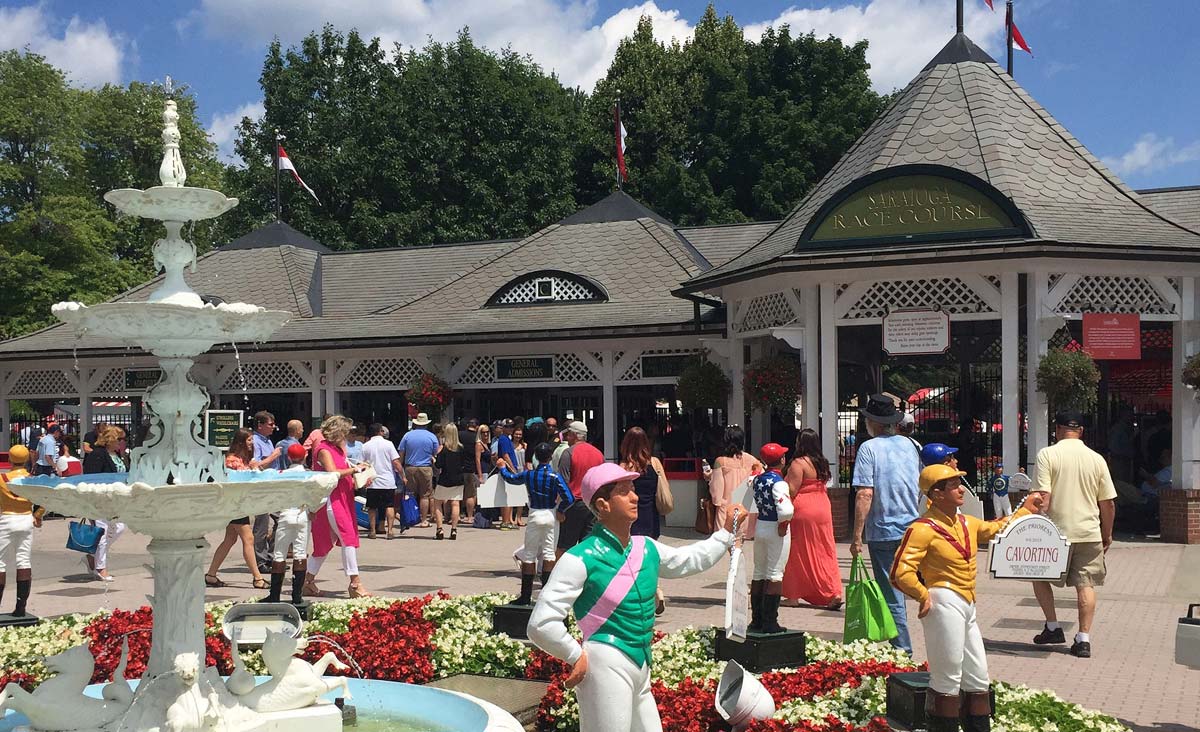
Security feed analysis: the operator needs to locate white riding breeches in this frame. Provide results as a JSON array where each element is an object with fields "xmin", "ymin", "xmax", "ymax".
[
  {"xmin": 992, "ymin": 493, "xmax": 1013, "ymax": 518},
  {"xmin": 921, "ymin": 587, "xmax": 990, "ymax": 695},
  {"xmin": 93, "ymin": 520, "xmax": 125, "ymax": 571},
  {"xmin": 0, "ymin": 514, "xmax": 34, "ymax": 571},
  {"xmin": 518, "ymin": 509, "xmax": 559, "ymax": 563},
  {"xmin": 575, "ymin": 641, "xmax": 661, "ymax": 732},
  {"xmin": 752, "ymin": 522, "xmax": 790, "ymax": 581},
  {"xmin": 272, "ymin": 508, "xmax": 309, "ymax": 562}
]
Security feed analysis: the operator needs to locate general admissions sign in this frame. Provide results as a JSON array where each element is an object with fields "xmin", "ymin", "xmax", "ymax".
[{"xmin": 495, "ymin": 356, "xmax": 554, "ymax": 381}]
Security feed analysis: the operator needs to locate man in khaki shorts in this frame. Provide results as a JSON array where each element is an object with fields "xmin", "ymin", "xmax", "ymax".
[
  {"xmin": 397, "ymin": 413, "xmax": 440, "ymax": 528},
  {"xmin": 1030, "ymin": 409, "xmax": 1116, "ymax": 658}
]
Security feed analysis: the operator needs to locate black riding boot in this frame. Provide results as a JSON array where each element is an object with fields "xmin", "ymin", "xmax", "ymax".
[
  {"xmin": 266, "ymin": 572, "xmax": 285, "ymax": 603},
  {"xmin": 13, "ymin": 579, "xmax": 30, "ymax": 617},
  {"xmin": 540, "ymin": 571, "xmax": 552, "ymax": 588},
  {"xmin": 925, "ymin": 690, "xmax": 961, "ymax": 732},
  {"xmin": 761, "ymin": 593, "xmax": 788, "ymax": 634},
  {"xmin": 291, "ymin": 572, "xmax": 306, "ymax": 605},
  {"xmin": 516, "ymin": 573, "xmax": 535, "ymax": 606},
  {"xmin": 960, "ymin": 691, "xmax": 991, "ymax": 732},
  {"xmin": 748, "ymin": 587, "xmax": 764, "ymax": 633}
]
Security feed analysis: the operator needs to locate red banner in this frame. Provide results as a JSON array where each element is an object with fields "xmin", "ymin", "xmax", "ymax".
[{"xmin": 1083, "ymin": 313, "xmax": 1141, "ymax": 360}]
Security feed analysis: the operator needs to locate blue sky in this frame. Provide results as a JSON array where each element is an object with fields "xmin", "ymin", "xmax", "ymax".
[{"xmin": 2, "ymin": 0, "xmax": 1198, "ymax": 189}]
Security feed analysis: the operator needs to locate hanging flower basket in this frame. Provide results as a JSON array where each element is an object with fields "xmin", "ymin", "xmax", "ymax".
[
  {"xmin": 406, "ymin": 372, "xmax": 454, "ymax": 412},
  {"xmin": 1036, "ymin": 348, "xmax": 1099, "ymax": 414},
  {"xmin": 675, "ymin": 354, "xmax": 731, "ymax": 410},
  {"xmin": 743, "ymin": 354, "xmax": 803, "ymax": 412}
]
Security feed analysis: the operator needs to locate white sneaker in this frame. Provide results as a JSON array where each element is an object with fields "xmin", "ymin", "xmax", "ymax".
[{"xmin": 93, "ymin": 570, "xmax": 114, "ymax": 582}]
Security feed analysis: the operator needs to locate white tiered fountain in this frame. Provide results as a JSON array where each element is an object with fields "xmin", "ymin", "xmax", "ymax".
[{"xmin": 5, "ymin": 98, "xmax": 342, "ymax": 732}]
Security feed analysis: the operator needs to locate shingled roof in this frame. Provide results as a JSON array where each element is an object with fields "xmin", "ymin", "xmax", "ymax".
[
  {"xmin": 1139, "ymin": 186, "xmax": 1200, "ymax": 231},
  {"xmin": 676, "ymin": 221, "xmax": 779, "ymax": 268},
  {"xmin": 682, "ymin": 33, "xmax": 1200, "ymax": 292}
]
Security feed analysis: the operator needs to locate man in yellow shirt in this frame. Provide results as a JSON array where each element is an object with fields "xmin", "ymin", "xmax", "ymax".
[
  {"xmin": 891, "ymin": 464, "xmax": 1043, "ymax": 732},
  {"xmin": 1030, "ymin": 410, "xmax": 1116, "ymax": 659},
  {"xmin": 0, "ymin": 445, "xmax": 44, "ymax": 617}
]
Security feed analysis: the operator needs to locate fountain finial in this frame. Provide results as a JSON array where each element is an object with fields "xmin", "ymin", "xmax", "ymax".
[{"xmin": 160, "ymin": 98, "xmax": 187, "ymax": 188}]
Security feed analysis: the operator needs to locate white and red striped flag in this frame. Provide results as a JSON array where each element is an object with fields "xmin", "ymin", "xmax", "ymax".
[
  {"xmin": 983, "ymin": 0, "xmax": 1033, "ymax": 55},
  {"xmin": 613, "ymin": 103, "xmax": 628, "ymax": 183},
  {"xmin": 277, "ymin": 145, "xmax": 321, "ymax": 204}
]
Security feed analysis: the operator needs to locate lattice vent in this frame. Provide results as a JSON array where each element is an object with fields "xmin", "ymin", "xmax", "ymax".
[
  {"xmin": 94, "ymin": 368, "xmax": 127, "ymax": 394},
  {"xmin": 1055, "ymin": 276, "xmax": 1176, "ymax": 316},
  {"xmin": 11, "ymin": 369, "xmax": 75, "ymax": 396},
  {"xmin": 494, "ymin": 276, "xmax": 603, "ymax": 305},
  {"xmin": 985, "ymin": 275, "xmax": 1002, "ymax": 289},
  {"xmin": 1047, "ymin": 273, "xmax": 1065, "ymax": 291},
  {"xmin": 735, "ymin": 292, "xmax": 796, "ymax": 332},
  {"xmin": 841, "ymin": 278, "xmax": 995, "ymax": 320},
  {"xmin": 457, "ymin": 356, "xmax": 497, "ymax": 385},
  {"xmin": 620, "ymin": 348, "xmax": 699, "ymax": 381},
  {"xmin": 341, "ymin": 358, "xmax": 424, "ymax": 388},
  {"xmin": 221, "ymin": 362, "xmax": 307, "ymax": 391},
  {"xmin": 555, "ymin": 354, "xmax": 598, "ymax": 382}
]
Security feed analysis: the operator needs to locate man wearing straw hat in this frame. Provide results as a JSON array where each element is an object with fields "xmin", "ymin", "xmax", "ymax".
[
  {"xmin": 528, "ymin": 462, "xmax": 745, "ymax": 732},
  {"xmin": 890, "ymin": 464, "xmax": 1044, "ymax": 732}
]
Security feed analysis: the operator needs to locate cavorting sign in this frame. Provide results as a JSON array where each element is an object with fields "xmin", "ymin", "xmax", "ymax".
[
  {"xmin": 1082, "ymin": 313, "xmax": 1141, "ymax": 360},
  {"xmin": 882, "ymin": 309, "xmax": 950, "ymax": 356},
  {"xmin": 988, "ymin": 514, "xmax": 1071, "ymax": 581},
  {"xmin": 495, "ymin": 356, "xmax": 554, "ymax": 381}
]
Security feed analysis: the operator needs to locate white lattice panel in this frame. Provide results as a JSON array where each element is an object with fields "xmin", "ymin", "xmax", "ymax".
[
  {"xmin": 10, "ymin": 369, "xmax": 75, "ymax": 396},
  {"xmin": 555, "ymin": 354, "xmax": 598, "ymax": 382},
  {"xmin": 340, "ymin": 358, "xmax": 424, "ymax": 388},
  {"xmin": 1055, "ymin": 276, "xmax": 1177, "ymax": 316},
  {"xmin": 620, "ymin": 349, "xmax": 699, "ymax": 381},
  {"xmin": 457, "ymin": 356, "xmax": 497, "ymax": 385},
  {"xmin": 495, "ymin": 276, "xmax": 602, "ymax": 304},
  {"xmin": 94, "ymin": 368, "xmax": 126, "ymax": 394},
  {"xmin": 735, "ymin": 292, "xmax": 796, "ymax": 332},
  {"xmin": 841, "ymin": 278, "xmax": 995, "ymax": 321},
  {"xmin": 220, "ymin": 362, "xmax": 307, "ymax": 391}
]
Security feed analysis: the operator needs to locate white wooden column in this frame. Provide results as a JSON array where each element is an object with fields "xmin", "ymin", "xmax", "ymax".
[
  {"xmin": 819, "ymin": 282, "xmax": 839, "ymax": 461},
  {"xmin": 601, "ymin": 350, "xmax": 617, "ymax": 459},
  {"xmin": 727, "ymin": 303, "xmax": 745, "ymax": 427},
  {"xmin": 323, "ymin": 359, "xmax": 338, "ymax": 417},
  {"xmin": 1001, "ymin": 272, "xmax": 1020, "ymax": 473},
  {"xmin": 749, "ymin": 339, "xmax": 769, "ymax": 446},
  {"xmin": 1025, "ymin": 271, "xmax": 1050, "ymax": 476},
  {"xmin": 803, "ymin": 286, "xmax": 821, "ymax": 430},
  {"xmin": 1173, "ymin": 278, "xmax": 1199, "ymax": 489},
  {"xmin": 0, "ymin": 374, "xmax": 9, "ymax": 450}
]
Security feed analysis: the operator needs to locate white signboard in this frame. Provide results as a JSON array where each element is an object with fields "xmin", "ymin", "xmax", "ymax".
[
  {"xmin": 988, "ymin": 514, "xmax": 1071, "ymax": 581},
  {"xmin": 724, "ymin": 546, "xmax": 749, "ymax": 642},
  {"xmin": 882, "ymin": 309, "xmax": 950, "ymax": 356},
  {"xmin": 476, "ymin": 472, "xmax": 529, "ymax": 508},
  {"xmin": 1008, "ymin": 472, "xmax": 1033, "ymax": 494}
]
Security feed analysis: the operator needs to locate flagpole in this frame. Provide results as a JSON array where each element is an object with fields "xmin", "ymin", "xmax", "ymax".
[
  {"xmin": 272, "ymin": 130, "xmax": 283, "ymax": 222},
  {"xmin": 956, "ymin": 0, "xmax": 963, "ymax": 33},
  {"xmin": 1006, "ymin": 1, "xmax": 1015, "ymax": 77},
  {"xmin": 615, "ymin": 98, "xmax": 622, "ymax": 192}
]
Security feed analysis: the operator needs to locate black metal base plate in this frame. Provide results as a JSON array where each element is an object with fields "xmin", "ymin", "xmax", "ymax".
[
  {"xmin": 885, "ymin": 672, "xmax": 996, "ymax": 731},
  {"xmin": 0, "ymin": 613, "xmax": 39, "ymax": 628},
  {"xmin": 713, "ymin": 627, "xmax": 807, "ymax": 672},
  {"xmin": 492, "ymin": 603, "xmax": 533, "ymax": 639}
]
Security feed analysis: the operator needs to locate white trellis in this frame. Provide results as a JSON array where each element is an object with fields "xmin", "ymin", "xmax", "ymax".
[
  {"xmin": 492, "ymin": 275, "xmax": 604, "ymax": 305},
  {"xmin": 1047, "ymin": 274, "xmax": 1180, "ymax": 320},
  {"xmin": 733, "ymin": 291, "xmax": 798, "ymax": 333},
  {"xmin": 8, "ymin": 369, "xmax": 77, "ymax": 398},
  {"xmin": 218, "ymin": 361, "xmax": 309, "ymax": 392},
  {"xmin": 834, "ymin": 275, "xmax": 1000, "ymax": 324},
  {"xmin": 338, "ymin": 358, "xmax": 425, "ymax": 389}
]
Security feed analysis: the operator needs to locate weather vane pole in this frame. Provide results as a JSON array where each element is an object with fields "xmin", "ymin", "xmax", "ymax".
[
  {"xmin": 272, "ymin": 130, "xmax": 284, "ymax": 222},
  {"xmin": 956, "ymin": 0, "xmax": 964, "ymax": 33}
]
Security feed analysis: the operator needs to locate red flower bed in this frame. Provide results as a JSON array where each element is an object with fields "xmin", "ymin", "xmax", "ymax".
[
  {"xmin": 299, "ymin": 594, "xmax": 437, "ymax": 684},
  {"xmin": 757, "ymin": 660, "xmax": 916, "ymax": 702},
  {"xmin": 83, "ymin": 606, "xmax": 153, "ymax": 683},
  {"xmin": 525, "ymin": 648, "xmax": 571, "ymax": 681},
  {"xmin": 0, "ymin": 670, "xmax": 40, "ymax": 692}
]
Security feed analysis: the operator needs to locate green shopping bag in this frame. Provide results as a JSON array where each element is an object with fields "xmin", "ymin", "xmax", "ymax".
[{"xmin": 843, "ymin": 555, "xmax": 898, "ymax": 643}]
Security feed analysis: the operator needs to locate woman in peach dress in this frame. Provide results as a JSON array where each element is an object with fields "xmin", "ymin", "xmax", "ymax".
[
  {"xmin": 706, "ymin": 426, "xmax": 761, "ymax": 529},
  {"xmin": 782, "ymin": 428, "xmax": 843, "ymax": 610}
]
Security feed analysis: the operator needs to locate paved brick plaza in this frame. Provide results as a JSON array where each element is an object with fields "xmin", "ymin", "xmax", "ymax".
[{"xmin": 24, "ymin": 518, "xmax": 1200, "ymax": 732}]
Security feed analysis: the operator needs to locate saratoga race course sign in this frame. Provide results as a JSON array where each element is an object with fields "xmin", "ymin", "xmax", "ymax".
[{"xmin": 988, "ymin": 514, "xmax": 1072, "ymax": 581}]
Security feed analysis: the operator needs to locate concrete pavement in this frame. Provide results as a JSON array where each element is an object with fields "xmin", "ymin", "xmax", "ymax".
[{"xmin": 14, "ymin": 517, "xmax": 1200, "ymax": 732}]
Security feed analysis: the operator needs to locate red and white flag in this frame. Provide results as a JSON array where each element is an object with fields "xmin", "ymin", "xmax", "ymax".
[
  {"xmin": 983, "ymin": 0, "xmax": 1033, "ymax": 55},
  {"xmin": 277, "ymin": 145, "xmax": 321, "ymax": 204},
  {"xmin": 613, "ymin": 103, "xmax": 628, "ymax": 182}
]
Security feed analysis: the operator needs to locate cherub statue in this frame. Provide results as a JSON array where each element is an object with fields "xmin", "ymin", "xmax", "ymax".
[
  {"xmin": 165, "ymin": 653, "xmax": 222, "ymax": 732},
  {"xmin": 229, "ymin": 630, "xmax": 351, "ymax": 712}
]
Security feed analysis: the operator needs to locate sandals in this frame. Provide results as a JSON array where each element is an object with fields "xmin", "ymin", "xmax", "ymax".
[
  {"xmin": 348, "ymin": 583, "xmax": 372, "ymax": 599},
  {"xmin": 253, "ymin": 577, "xmax": 269, "ymax": 590},
  {"xmin": 205, "ymin": 573, "xmax": 225, "ymax": 588},
  {"xmin": 303, "ymin": 579, "xmax": 328, "ymax": 598},
  {"xmin": 449, "ymin": 528, "xmax": 457, "ymax": 541},
  {"xmin": 435, "ymin": 528, "xmax": 445, "ymax": 540}
]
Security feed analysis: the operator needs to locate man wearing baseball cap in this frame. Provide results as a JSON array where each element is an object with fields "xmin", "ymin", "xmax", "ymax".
[
  {"xmin": 1029, "ymin": 410, "xmax": 1116, "ymax": 658},
  {"xmin": 554, "ymin": 421, "xmax": 604, "ymax": 557},
  {"xmin": 528, "ymin": 462, "xmax": 745, "ymax": 732},
  {"xmin": 749, "ymin": 443, "xmax": 793, "ymax": 634},
  {"xmin": 891, "ymin": 464, "xmax": 1043, "ymax": 732}
]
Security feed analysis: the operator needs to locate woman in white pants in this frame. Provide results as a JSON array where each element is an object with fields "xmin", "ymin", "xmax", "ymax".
[
  {"xmin": 81, "ymin": 426, "xmax": 128, "ymax": 581},
  {"xmin": 890, "ymin": 464, "xmax": 1043, "ymax": 732}
]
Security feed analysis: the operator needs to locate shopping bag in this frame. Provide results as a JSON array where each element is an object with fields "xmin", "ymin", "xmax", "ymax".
[
  {"xmin": 66, "ymin": 519, "xmax": 105, "ymax": 554},
  {"xmin": 398, "ymin": 493, "xmax": 421, "ymax": 528},
  {"xmin": 843, "ymin": 555, "xmax": 898, "ymax": 643}
]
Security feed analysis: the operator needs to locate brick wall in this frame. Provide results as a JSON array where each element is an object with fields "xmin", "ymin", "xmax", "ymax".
[
  {"xmin": 1160, "ymin": 489, "xmax": 1200, "ymax": 544},
  {"xmin": 830, "ymin": 486, "xmax": 851, "ymax": 541}
]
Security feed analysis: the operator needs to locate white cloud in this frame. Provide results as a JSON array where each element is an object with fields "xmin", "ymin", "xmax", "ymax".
[
  {"xmin": 183, "ymin": 0, "xmax": 1008, "ymax": 94},
  {"xmin": 209, "ymin": 101, "xmax": 266, "ymax": 165},
  {"xmin": 1102, "ymin": 133, "xmax": 1200, "ymax": 177},
  {"xmin": 0, "ymin": 5, "xmax": 126, "ymax": 86}
]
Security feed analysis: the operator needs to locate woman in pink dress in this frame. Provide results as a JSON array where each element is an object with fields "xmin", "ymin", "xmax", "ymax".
[
  {"xmin": 706, "ymin": 426, "xmax": 762, "ymax": 530},
  {"xmin": 305, "ymin": 415, "xmax": 372, "ymax": 598},
  {"xmin": 782, "ymin": 428, "xmax": 843, "ymax": 610}
]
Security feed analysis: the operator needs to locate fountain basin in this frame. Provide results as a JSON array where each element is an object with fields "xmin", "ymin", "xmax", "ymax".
[
  {"xmin": 9, "ymin": 473, "xmax": 337, "ymax": 539},
  {"xmin": 104, "ymin": 187, "xmax": 238, "ymax": 221},
  {"xmin": 0, "ymin": 678, "xmax": 522, "ymax": 732},
  {"xmin": 51, "ymin": 301, "xmax": 289, "ymax": 358}
]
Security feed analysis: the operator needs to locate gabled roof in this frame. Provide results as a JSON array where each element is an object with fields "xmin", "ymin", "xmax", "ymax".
[
  {"xmin": 221, "ymin": 220, "xmax": 331, "ymax": 253},
  {"xmin": 558, "ymin": 190, "xmax": 673, "ymax": 226},
  {"xmin": 676, "ymin": 221, "xmax": 780, "ymax": 268},
  {"xmin": 682, "ymin": 33, "xmax": 1200, "ymax": 291},
  {"xmin": 1139, "ymin": 186, "xmax": 1200, "ymax": 231}
]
